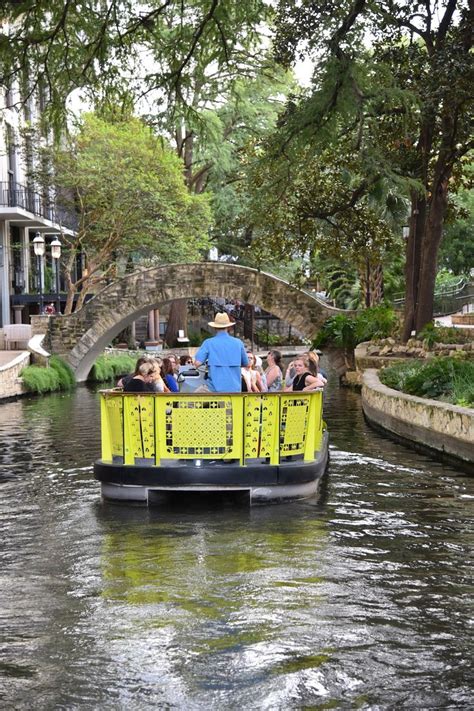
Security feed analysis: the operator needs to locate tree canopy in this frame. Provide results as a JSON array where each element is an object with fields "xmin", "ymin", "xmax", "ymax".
[
  {"xmin": 2, "ymin": 0, "xmax": 472, "ymax": 334},
  {"xmin": 0, "ymin": 1, "xmax": 272, "ymax": 131},
  {"xmin": 271, "ymin": 0, "xmax": 473, "ymax": 337},
  {"xmin": 49, "ymin": 114, "xmax": 211, "ymax": 313}
]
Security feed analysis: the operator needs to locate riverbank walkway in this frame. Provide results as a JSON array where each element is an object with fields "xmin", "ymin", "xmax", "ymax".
[{"xmin": 0, "ymin": 350, "xmax": 23, "ymax": 367}]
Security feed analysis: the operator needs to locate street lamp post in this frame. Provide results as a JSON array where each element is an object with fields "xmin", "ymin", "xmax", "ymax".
[
  {"xmin": 50, "ymin": 236, "xmax": 62, "ymax": 314},
  {"xmin": 33, "ymin": 232, "xmax": 45, "ymax": 315}
]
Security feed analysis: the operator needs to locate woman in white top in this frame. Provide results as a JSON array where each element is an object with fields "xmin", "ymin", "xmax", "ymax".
[
  {"xmin": 242, "ymin": 352, "xmax": 263, "ymax": 392},
  {"xmin": 265, "ymin": 350, "xmax": 283, "ymax": 391}
]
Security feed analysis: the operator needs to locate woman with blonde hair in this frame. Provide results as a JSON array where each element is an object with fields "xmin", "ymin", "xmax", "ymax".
[
  {"xmin": 123, "ymin": 360, "xmax": 161, "ymax": 392},
  {"xmin": 305, "ymin": 350, "xmax": 327, "ymax": 387},
  {"xmin": 284, "ymin": 356, "xmax": 326, "ymax": 392},
  {"xmin": 242, "ymin": 352, "xmax": 263, "ymax": 392}
]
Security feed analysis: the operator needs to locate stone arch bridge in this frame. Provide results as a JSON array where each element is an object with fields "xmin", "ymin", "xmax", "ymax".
[{"xmin": 44, "ymin": 262, "xmax": 346, "ymax": 381}]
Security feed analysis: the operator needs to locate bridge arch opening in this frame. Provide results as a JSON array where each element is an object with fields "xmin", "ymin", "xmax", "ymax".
[{"xmin": 46, "ymin": 263, "xmax": 344, "ymax": 380}]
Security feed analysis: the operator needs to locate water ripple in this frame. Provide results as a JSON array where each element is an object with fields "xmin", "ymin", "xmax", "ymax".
[{"xmin": 0, "ymin": 380, "xmax": 473, "ymax": 708}]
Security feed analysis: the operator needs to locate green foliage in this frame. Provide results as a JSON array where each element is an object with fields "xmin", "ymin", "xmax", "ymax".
[
  {"xmin": 310, "ymin": 256, "xmax": 362, "ymax": 309},
  {"xmin": 46, "ymin": 114, "xmax": 212, "ymax": 311},
  {"xmin": 417, "ymin": 323, "xmax": 471, "ymax": 347},
  {"xmin": 20, "ymin": 356, "xmax": 77, "ymax": 394},
  {"xmin": 0, "ymin": 1, "xmax": 272, "ymax": 134},
  {"xmin": 272, "ymin": 1, "xmax": 474, "ymax": 336},
  {"xmin": 313, "ymin": 314, "xmax": 357, "ymax": 351},
  {"xmin": 254, "ymin": 328, "xmax": 306, "ymax": 347},
  {"xmin": 439, "ymin": 175, "xmax": 474, "ymax": 275},
  {"xmin": 354, "ymin": 306, "xmax": 399, "ymax": 343},
  {"xmin": 314, "ymin": 306, "xmax": 398, "ymax": 349},
  {"xmin": 435, "ymin": 269, "xmax": 467, "ymax": 292},
  {"xmin": 452, "ymin": 368, "xmax": 474, "ymax": 408},
  {"xmin": 88, "ymin": 355, "xmax": 137, "ymax": 383},
  {"xmin": 243, "ymin": 141, "xmax": 401, "ymax": 273},
  {"xmin": 49, "ymin": 356, "xmax": 76, "ymax": 389},
  {"xmin": 380, "ymin": 358, "xmax": 474, "ymax": 406},
  {"xmin": 187, "ymin": 331, "xmax": 203, "ymax": 347}
]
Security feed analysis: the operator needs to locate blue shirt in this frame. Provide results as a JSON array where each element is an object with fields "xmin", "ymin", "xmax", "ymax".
[
  {"xmin": 195, "ymin": 331, "xmax": 249, "ymax": 392},
  {"xmin": 165, "ymin": 374, "xmax": 179, "ymax": 392}
]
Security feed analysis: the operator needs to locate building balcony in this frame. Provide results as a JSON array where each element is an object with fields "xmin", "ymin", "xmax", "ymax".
[{"xmin": 0, "ymin": 181, "xmax": 78, "ymax": 233}]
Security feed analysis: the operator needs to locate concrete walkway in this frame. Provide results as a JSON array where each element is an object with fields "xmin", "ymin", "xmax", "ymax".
[
  {"xmin": 0, "ymin": 350, "xmax": 24, "ymax": 366},
  {"xmin": 435, "ymin": 314, "xmax": 474, "ymax": 330}
]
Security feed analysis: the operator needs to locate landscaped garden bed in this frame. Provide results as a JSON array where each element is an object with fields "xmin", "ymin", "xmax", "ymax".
[{"xmin": 379, "ymin": 357, "xmax": 474, "ymax": 408}]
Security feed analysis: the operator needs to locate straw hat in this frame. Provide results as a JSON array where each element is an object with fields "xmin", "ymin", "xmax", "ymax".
[{"xmin": 208, "ymin": 312, "xmax": 235, "ymax": 329}]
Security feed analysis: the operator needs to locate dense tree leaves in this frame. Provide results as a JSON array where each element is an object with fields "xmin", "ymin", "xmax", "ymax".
[
  {"xmin": 439, "ymin": 180, "xmax": 474, "ymax": 274},
  {"xmin": 0, "ymin": 1, "xmax": 272, "ymax": 132},
  {"xmin": 272, "ymin": 0, "xmax": 474, "ymax": 337},
  {"xmin": 48, "ymin": 115, "xmax": 211, "ymax": 313}
]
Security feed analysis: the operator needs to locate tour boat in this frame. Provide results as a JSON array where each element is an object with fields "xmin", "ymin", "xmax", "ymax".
[{"xmin": 94, "ymin": 389, "xmax": 329, "ymax": 505}]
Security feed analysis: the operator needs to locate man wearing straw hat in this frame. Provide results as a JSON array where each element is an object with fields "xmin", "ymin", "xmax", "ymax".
[{"xmin": 194, "ymin": 312, "xmax": 249, "ymax": 392}]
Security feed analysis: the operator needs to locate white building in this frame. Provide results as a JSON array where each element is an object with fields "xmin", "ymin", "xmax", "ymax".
[{"xmin": 0, "ymin": 77, "xmax": 76, "ymax": 327}]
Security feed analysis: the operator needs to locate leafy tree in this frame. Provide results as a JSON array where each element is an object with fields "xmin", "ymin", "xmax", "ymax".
[
  {"xmin": 0, "ymin": 1, "xmax": 271, "ymax": 131},
  {"xmin": 273, "ymin": 0, "xmax": 474, "ymax": 339},
  {"xmin": 439, "ymin": 182, "xmax": 474, "ymax": 275},
  {"xmin": 240, "ymin": 137, "xmax": 405, "ymax": 305},
  {"xmin": 47, "ymin": 114, "xmax": 211, "ymax": 313},
  {"xmin": 151, "ymin": 56, "xmax": 293, "ymax": 342}
]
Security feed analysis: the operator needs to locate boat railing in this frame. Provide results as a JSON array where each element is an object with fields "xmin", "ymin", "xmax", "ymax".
[{"xmin": 99, "ymin": 390, "xmax": 324, "ymax": 468}]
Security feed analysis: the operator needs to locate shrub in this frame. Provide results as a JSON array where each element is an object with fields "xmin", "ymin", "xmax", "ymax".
[
  {"xmin": 354, "ymin": 305, "xmax": 399, "ymax": 343},
  {"xmin": 313, "ymin": 306, "xmax": 398, "ymax": 350},
  {"xmin": 20, "ymin": 356, "xmax": 77, "ymax": 394},
  {"xmin": 452, "ymin": 368, "xmax": 474, "ymax": 407},
  {"xmin": 50, "ymin": 356, "xmax": 76, "ymax": 389},
  {"xmin": 88, "ymin": 354, "xmax": 137, "ymax": 382},
  {"xmin": 417, "ymin": 322, "xmax": 471, "ymax": 347},
  {"xmin": 313, "ymin": 314, "xmax": 357, "ymax": 350},
  {"xmin": 380, "ymin": 357, "xmax": 474, "ymax": 406},
  {"xmin": 187, "ymin": 331, "xmax": 203, "ymax": 347}
]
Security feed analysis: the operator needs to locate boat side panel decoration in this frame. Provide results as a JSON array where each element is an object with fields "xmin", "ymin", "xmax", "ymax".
[{"xmin": 99, "ymin": 391, "xmax": 324, "ymax": 468}]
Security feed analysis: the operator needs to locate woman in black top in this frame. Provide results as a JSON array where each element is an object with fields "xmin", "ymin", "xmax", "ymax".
[
  {"xmin": 285, "ymin": 357, "xmax": 319, "ymax": 391},
  {"xmin": 123, "ymin": 360, "xmax": 159, "ymax": 392}
]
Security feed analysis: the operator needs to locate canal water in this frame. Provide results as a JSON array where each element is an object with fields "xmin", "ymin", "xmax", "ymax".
[{"xmin": 1, "ymin": 372, "xmax": 473, "ymax": 709}]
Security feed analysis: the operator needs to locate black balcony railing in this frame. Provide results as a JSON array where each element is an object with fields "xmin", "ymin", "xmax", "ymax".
[{"xmin": 0, "ymin": 181, "xmax": 78, "ymax": 231}]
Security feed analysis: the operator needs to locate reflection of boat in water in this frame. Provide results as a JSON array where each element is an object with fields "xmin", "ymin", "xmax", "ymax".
[{"xmin": 94, "ymin": 390, "xmax": 329, "ymax": 505}]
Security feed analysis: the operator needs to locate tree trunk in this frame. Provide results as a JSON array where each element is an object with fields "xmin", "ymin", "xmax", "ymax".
[
  {"xmin": 402, "ymin": 194, "xmax": 426, "ymax": 341},
  {"xmin": 74, "ymin": 283, "xmax": 89, "ymax": 311},
  {"xmin": 164, "ymin": 299, "xmax": 188, "ymax": 347},
  {"xmin": 359, "ymin": 259, "xmax": 384, "ymax": 307},
  {"xmin": 63, "ymin": 249, "xmax": 77, "ymax": 315},
  {"xmin": 415, "ymin": 178, "xmax": 449, "ymax": 332}
]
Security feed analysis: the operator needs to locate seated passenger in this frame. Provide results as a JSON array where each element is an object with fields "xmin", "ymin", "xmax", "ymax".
[
  {"xmin": 117, "ymin": 356, "xmax": 153, "ymax": 390},
  {"xmin": 162, "ymin": 357, "xmax": 179, "ymax": 392},
  {"xmin": 305, "ymin": 350, "xmax": 328, "ymax": 383},
  {"xmin": 123, "ymin": 360, "xmax": 160, "ymax": 392},
  {"xmin": 167, "ymin": 354, "xmax": 179, "ymax": 376},
  {"xmin": 242, "ymin": 352, "xmax": 263, "ymax": 392},
  {"xmin": 265, "ymin": 350, "xmax": 283, "ymax": 392},
  {"xmin": 255, "ymin": 356, "xmax": 268, "ymax": 392},
  {"xmin": 284, "ymin": 359, "xmax": 297, "ymax": 388},
  {"xmin": 150, "ymin": 358, "xmax": 166, "ymax": 392},
  {"xmin": 284, "ymin": 357, "xmax": 325, "ymax": 392}
]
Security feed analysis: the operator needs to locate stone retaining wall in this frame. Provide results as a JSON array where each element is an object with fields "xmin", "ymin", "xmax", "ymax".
[
  {"xmin": 452, "ymin": 313, "xmax": 474, "ymax": 326},
  {"xmin": 0, "ymin": 352, "xmax": 29, "ymax": 400},
  {"xmin": 362, "ymin": 369, "xmax": 474, "ymax": 471}
]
